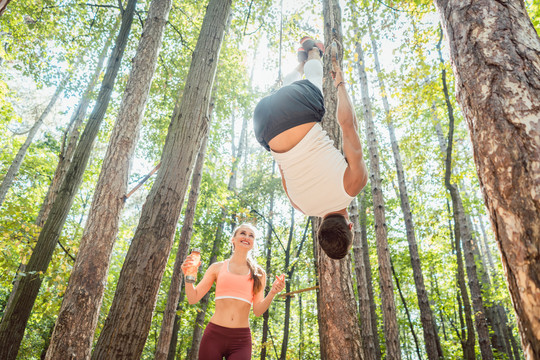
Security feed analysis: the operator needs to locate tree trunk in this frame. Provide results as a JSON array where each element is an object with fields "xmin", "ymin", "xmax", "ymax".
[
  {"xmin": 391, "ymin": 261, "xmax": 423, "ymax": 360},
  {"xmin": 166, "ymin": 289, "xmax": 185, "ymax": 360},
  {"xmin": 260, "ymin": 162, "xmax": 276, "ymax": 360},
  {"xmin": 186, "ymin": 291, "xmax": 211, "ymax": 360},
  {"xmin": 279, "ymin": 213, "xmax": 295, "ymax": 360},
  {"xmin": 365, "ymin": 14, "xmax": 443, "ymax": 360},
  {"xmin": 0, "ymin": 0, "xmax": 12, "ymax": 16},
  {"xmin": 186, "ymin": 105, "xmax": 246, "ymax": 360},
  {"xmin": 0, "ymin": 2, "xmax": 137, "ymax": 357},
  {"xmin": 433, "ymin": 1, "xmax": 540, "ymax": 357},
  {"xmin": 314, "ymin": 1, "xmax": 364, "ymax": 359},
  {"xmin": 35, "ymin": 20, "xmax": 118, "ymax": 228},
  {"xmin": 155, "ymin": 133, "xmax": 209, "ymax": 360},
  {"xmin": 359, "ymin": 189, "xmax": 383, "ymax": 360},
  {"xmin": 45, "ymin": 1, "xmax": 170, "ymax": 357},
  {"xmin": 355, "ymin": 39, "xmax": 401, "ymax": 360},
  {"xmin": 0, "ymin": 71, "xmax": 69, "ymax": 207},
  {"xmin": 90, "ymin": 1, "xmax": 231, "ymax": 357},
  {"xmin": 437, "ymin": 30, "xmax": 494, "ymax": 360},
  {"xmin": 447, "ymin": 198, "xmax": 476, "ymax": 360},
  {"xmin": 351, "ymin": 196, "xmax": 378, "ymax": 360}
]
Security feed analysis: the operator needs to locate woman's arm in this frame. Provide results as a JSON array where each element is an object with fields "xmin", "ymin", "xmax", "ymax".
[
  {"xmin": 182, "ymin": 261, "xmax": 219, "ymax": 304},
  {"xmin": 252, "ymin": 273, "xmax": 286, "ymax": 317}
]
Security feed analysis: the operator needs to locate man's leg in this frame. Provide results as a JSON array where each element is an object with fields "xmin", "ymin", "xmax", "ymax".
[{"xmin": 304, "ymin": 48, "xmax": 323, "ymax": 92}]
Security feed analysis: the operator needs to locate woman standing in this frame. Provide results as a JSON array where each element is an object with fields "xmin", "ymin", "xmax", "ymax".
[{"xmin": 182, "ymin": 223, "xmax": 286, "ymax": 360}]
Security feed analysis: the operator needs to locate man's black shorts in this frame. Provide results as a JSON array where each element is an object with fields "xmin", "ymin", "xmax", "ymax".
[{"xmin": 253, "ymin": 79, "xmax": 325, "ymax": 151}]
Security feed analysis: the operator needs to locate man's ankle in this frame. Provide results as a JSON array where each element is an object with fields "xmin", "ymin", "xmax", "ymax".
[{"xmin": 307, "ymin": 48, "xmax": 321, "ymax": 61}]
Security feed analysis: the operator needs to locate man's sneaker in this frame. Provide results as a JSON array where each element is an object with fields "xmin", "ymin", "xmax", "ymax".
[
  {"xmin": 297, "ymin": 47, "xmax": 308, "ymax": 63},
  {"xmin": 300, "ymin": 36, "xmax": 324, "ymax": 57}
]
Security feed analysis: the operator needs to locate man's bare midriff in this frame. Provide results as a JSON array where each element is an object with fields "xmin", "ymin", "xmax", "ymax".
[{"xmin": 268, "ymin": 122, "xmax": 316, "ymax": 153}]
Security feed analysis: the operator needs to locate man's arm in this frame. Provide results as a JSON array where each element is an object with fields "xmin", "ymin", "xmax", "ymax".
[{"xmin": 334, "ymin": 68, "xmax": 368, "ymax": 196}]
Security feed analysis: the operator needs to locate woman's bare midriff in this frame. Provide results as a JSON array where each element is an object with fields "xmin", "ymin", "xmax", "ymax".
[
  {"xmin": 268, "ymin": 122, "xmax": 316, "ymax": 153},
  {"xmin": 210, "ymin": 298, "xmax": 252, "ymax": 328}
]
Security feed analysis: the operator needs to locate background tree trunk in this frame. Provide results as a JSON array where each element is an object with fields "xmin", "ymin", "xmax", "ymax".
[
  {"xmin": 155, "ymin": 124, "xmax": 210, "ymax": 360},
  {"xmin": 35, "ymin": 21, "xmax": 118, "ymax": 228},
  {"xmin": 260, "ymin": 161, "xmax": 276, "ymax": 360},
  {"xmin": 90, "ymin": 1, "xmax": 231, "ymax": 357},
  {"xmin": 0, "ymin": 71, "xmax": 69, "ymax": 207},
  {"xmin": 314, "ymin": 1, "xmax": 364, "ymax": 359},
  {"xmin": 355, "ymin": 39, "xmax": 401, "ymax": 360},
  {"xmin": 45, "ymin": 0, "xmax": 170, "ymax": 357},
  {"xmin": 279, "ymin": 212, "xmax": 295, "ymax": 360},
  {"xmin": 433, "ymin": 1, "xmax": 540, "ymax": 357},
  {"xmin": 359, "ymin": 189, "xmax": 383, "ymax": 360},
  {"xmin": 351, "ymin": 196, "xmax": 378, "ymax": 360},
  {"xmin": 437, "ymin": 31, "xmax": 494, "ymax": 360},
  {"xmin": 365, "ymin": 12, "xmax": 443, "ymax": 359},
  {"xmin": 0, "ymin": 2, "xmax": 137, "ymax": 357}
]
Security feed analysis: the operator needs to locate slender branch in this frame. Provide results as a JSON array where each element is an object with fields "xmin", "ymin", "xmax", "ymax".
[
  {"xmin": 242, "ymin": 0, "xmax": 255, "ymax": 35},
  {"xmin": 279, "ymin": 285, "xmax": 319, "ymax": 299}
]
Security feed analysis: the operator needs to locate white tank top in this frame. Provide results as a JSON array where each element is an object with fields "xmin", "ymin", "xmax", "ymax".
[{"xmin": 271, "ymin": 123, "xmax": 353, "ymax": 217}]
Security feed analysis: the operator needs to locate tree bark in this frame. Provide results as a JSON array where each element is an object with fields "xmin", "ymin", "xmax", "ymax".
[
  {"xmin": 260, "ymin": 162, "xmax": 276, "ymax": 360},
  {"xmin": 351, "ymin": 196, "xmax": 378, "ymax": 360},
  {"xmin": 186, "ymin": 103, "xmax": 247, "ymax": 360},
  {"xmin": 279, "ymin": 213, "xmax": 295, "ymax": 360},
  {"xmin": 366, "ymin": 15, "xmax": 443, "ymax": 359},
  {"xmin": 166, "ymin": 289, "xmax": 184, "ymax": 360},
  {"xmin": 35, "ymin": 21, "xmax": 118, "ymax": 228},
  {"xmin": 45, "ymin": 0, "xmax": 170, "ymax": 357},
  {"xmin": 359, "ymin": 190, "xmax": 383, "ymax": 360},
  {"xmin": 314, "ymin": 1, "xmax": 364, "ymax": 359},
  {"xmin": 90, "ymin": 1, "xmax": 231, "ymax": 358},
  {"xmin": 391, "ymin": 261, "xmax": 423, "ymax": 360},
  {"xmin": 0, "ymin": 2, "xmax": 136, "ymax": 358},
  {"xmin": 155, "ymin": 132, "xmax": 209, "ymax": 360},
  {"xmin": 0, "ymin": 71, "xmax": 69, "ymax": 207},
  {"xmin": 0, "ymin": 0, "xmax": 12, "ymax": 16},
  {"xmin": 437, "ymin": 29, "xmax": 494, "ymax": 360},
  {"xmin": 355, "ymin": 39, "xmax": 401, "ymax": 360},
  {"xmin": 46, "ymin": 0, "xmax": 171, "ymax": 360},
  {"xmin": 186, "ymin": 291, "xmax": 211, "ymax": 360},
  {"xmin": 433, "ymin": 1, "xmax": 540, "ymax": 357}
]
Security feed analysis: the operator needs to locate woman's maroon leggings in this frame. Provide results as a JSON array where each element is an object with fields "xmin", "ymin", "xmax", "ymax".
[{"xmin": 198, "ymin": 322, "xmax": 252, "ymax": 360}]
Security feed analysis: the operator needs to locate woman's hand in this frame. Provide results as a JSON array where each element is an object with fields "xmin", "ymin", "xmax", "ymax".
[
  {"xmin": 270, "ymin": 274, "xmax": 286, "ymax": 295},
  {"xmin": 181, "ymin": 254, "xmax": 201, "ymax": 276}
]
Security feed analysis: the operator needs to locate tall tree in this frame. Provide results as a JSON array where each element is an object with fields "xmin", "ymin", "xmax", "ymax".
[
  {"xmin": 45, "ymin": 0, "xmax": 171, "ymax": 357},
  {"xmin": 364, "ymin": 9, "xmax": 443, "ymax": 359},
  {"xmin": 0, "ymin": 1, "xmax": 137, "ymax": 357},
  {"xmin": 350, "ymin": 196, "xmax": 378, "ymax": 360},
  {"xmin": 315, "ymin": 1, "xmax": 364, "ymax": 358},
  {"xmin": 260, "ymin": 162, "xmax": 276, "ymax": 360},
  {"xmin": 0, "ymin": 70, "xmax": 70, "ymax": 207},
  {"xmin": 186, "ymin": 108, "xmax": 248, "ymax": 360},
  {"xmin": 155, "ymin": 115, "xmax": 211, "ymax": 360},
  {"xmin": 433, "ymin": 1, "xmax": 540, "ymax": 357},
  {"xmin": 90, "ymin": 1, "xmax": 232, "ymax": 353},
  {"xmin": 279, "ymin": 216, "xmax": 310, "ymax": 360},
  {"xmin": 279, "ymin": 211, "xmax": 295, "ymax": 360},
  {"xmin": 437, "ymin": 30, "xmax": 494, "ymax": 360},
  {"xmin": 355, "ymin": 39, "xmax": 401, "ymax": 359},
  {"xmin": 35, "ymin": 21, "xmax": 118, "ymax": 228}
]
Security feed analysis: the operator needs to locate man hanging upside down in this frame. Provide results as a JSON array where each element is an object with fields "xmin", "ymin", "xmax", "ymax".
[{"xmin": 253, "ymin": 37, "xmax": 368, "ymax": 260}]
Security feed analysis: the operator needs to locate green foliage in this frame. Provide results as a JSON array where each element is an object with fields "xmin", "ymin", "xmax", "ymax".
[{"xmin": 0, "ymin": 0, "xmax": 528, "ymax": 359}]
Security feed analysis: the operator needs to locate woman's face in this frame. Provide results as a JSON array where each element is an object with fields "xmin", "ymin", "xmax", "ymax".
[{"xmin": 232, "ymin": 225, "xmax": 256, "ymax": 251}]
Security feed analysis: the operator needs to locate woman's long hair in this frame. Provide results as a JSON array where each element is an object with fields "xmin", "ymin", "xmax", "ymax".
[{"xmin": 231, "ymin": 223, "xmax": 264, "ymax": 294}]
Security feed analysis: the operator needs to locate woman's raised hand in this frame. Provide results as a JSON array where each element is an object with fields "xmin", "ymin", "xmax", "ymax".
[{"xmin": 270, "ymin": 274, "xmax": 286, "ymax": 295}]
